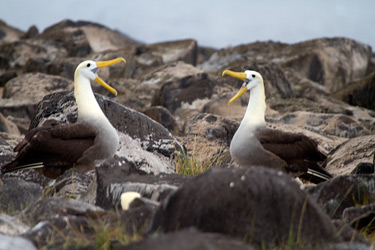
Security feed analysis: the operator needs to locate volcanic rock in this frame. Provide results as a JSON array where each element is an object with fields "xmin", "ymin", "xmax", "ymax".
[
  {"xmin": 332, "ymin": 72, "xmax": 375, "ymax": 111},
  {"xmin": 200, "ymin": 38, "xmax": 371, "ymax": 94},
  {"xmin": 0, "ymin": 178, "xmax": 42, "ymax": 212},
  {"xmin": 17, "ymin": 197, "xmax": 104, "ymax": 226},
  {"xmin": 0, "ymin": 234, "xmax": 37, "ymax": 250},
  {"xmin": 0, "ymin": 214, "xmax": 30, "ymax": 236},
  {"xmin": 132, "ymin": 39, "xmax": 197, "ymax": 79},
  {"xmin": 92, "ymin": 158, "xmax": 189, "ymax": 210},
  {"xmin": 326, "ymin": 135, "xmax": 375, "ymax": 176},
  {"xmin": 308, "ymin": 175, "xmax": 375, "ymax": 219},
  {"xmin": 0, "ymin": 20, "xmax": 25, "ymax": 45},
  {"xmin": 118, "ymin": 228, "xmax": 257, "ymax": 250},
  {"xmin": 148, "ymin": 167, "xmax": 341, "ymax": 248}
]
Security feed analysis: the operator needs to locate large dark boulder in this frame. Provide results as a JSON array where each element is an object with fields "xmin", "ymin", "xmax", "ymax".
[
  {"xmin": 116, "ymin": 228, "xmax": 257, "ymax": 250},
  {"xmin": 148, "ymin": 167, "xmax": 341, "ymax": 248}
]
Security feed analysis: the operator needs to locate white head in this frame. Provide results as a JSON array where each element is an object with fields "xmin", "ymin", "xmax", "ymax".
[
  {"xmin": 74, "ymin": 60, "xmax": 99, "ymax": 81},
  {"xmin": 74, "ymin": 57, "xmax": 126, "ymax": 96},
  {"xmin": 222, "ymin": 69, "xmax": 264, "ymax": 105}
]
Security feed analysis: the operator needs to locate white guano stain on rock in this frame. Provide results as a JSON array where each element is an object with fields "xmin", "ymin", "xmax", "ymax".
[{"xmin": 116, "ymin": 132, "xmax": 175, "ymax": 174}]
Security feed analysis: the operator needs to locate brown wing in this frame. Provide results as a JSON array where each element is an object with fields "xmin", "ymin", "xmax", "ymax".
[
  {"xmin": 256, "ymin": 127, "xmax": 331, "ymax": 182},
  {"xmin": 256, "ymin": 127, "xmax": 326, "ymax": 163},
  {"xmin": 1, "ymin": 123, "xmax": 96, "ymax": 178}
]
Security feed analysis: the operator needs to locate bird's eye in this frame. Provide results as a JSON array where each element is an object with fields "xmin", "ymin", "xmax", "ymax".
[
  {"xmin": 252, "ymin": 74, "xmax": 256, "ymax": 78},
  {"xmin": 87, "ymin": 63, "xmax": 91, "ymax": 67}
]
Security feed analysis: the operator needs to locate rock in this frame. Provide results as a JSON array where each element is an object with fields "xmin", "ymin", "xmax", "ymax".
[
  {"xmin": 21, "ymin": 25, "xmax": 39, "ymax": 39},
  {"xmin": 321, "ymin": 243, "xmax": 371, "ymax": 250},
  {"xmin": 0, "ymin": 214, "xmax": 30, "ymax": 236},
  {"xmin": 0, "ymin": 20, "xmax": 25, "ymax": 45},
  {"xmin": 108, "ymin": 206, "xmax": 154, "ymax": 236},
  {"xmin": 143, "ymin": 106, "xmax": 179, "ymax": 133},
  {"xmin": 343, "ymin": 204, "xmax": 375, "ymax": 230},
  {"xmin": 0, "ymin": 70, "xmax": 17, "ymax": 87},
  {"xmin": 0, "ymin": 178, "xmax": 42, "ymax": 213},
  {"xmin": 117, "ymin": 228, "xmax": 257, "ymax": 250},
  {"xmin": 43, "ymin": 57, "xmax": 82, "ymax": 80},
  {"xmin": 152, "ymin": 72, "xmax": 222, "ymax": 115},
  {"xmin": 6, "ymin": 115, "xmax": 32, "ymax": 134},
  {"xmin": 177, "ymin": 113, "xmax": 236, "ymax": 167},
  {"xmin": 22, "ymin": 215, "xmax": 97, "ymax": 249},
  {"xmin": 197, "ymin": 46, "xmax": 217, "ymax": 65},
  {"xmin": 51, "ymin": 169, "xmax": 94, "ymax": 199},
  {"xmin": 0, "ymin": 98, "xmax": 38, "ymax": 121},
  {"xmin": 281, "ymin": 38, "xmax": 371, "ymax": 93},
  {"xmin": 23, "ymin": 207, "xmax": 150, "ymax": 249},
  {"xmin": 0, "ymin": 73, "xmax": 73, "ymax": 123},
  {"xmin": 93, "ymin": 158, "xmax": 189, "ymax": 210},
  {"xmin": 271, "ymin": 111, "xmax": 371, "ymax": 139},
  {"xmin": 326, "ymin": 135, "xmax": 375, "ymax": 176},
  {"xmin": 268, "ymin": 95, "xmax": 375, "ymax": 135},
  {"xmin": 351, "ymin": 162, "xmax": 375, "ymax": 175},
  {"xmin": 332, "ymin": 72, "xmax": 375, "ymax": 111},
  {"xmin": 0, "ymin": 169, "xmax": 52, "ymax": 188},
  {"xmin": 0, "ymin": 234, "xmax": 37, "ymax": 250},
  {"xmin": 22, "ymin": 57, "xmax": 49, "ymax": 74},
  {"xmin": 0, "ymin": 113, "xmax": 20, "ymax": 135},
  {"xmin": 268, "ymin": 96, "xmax": 353, "ymax": 115},
  {"xmin": 308, "ymin": 175, "xmax": 375, "ymax": 219},
  {"xmin": 3, "ymin": 72, "xmax": 73, "ymax": 101},
  {"xmin": 199, "ymin": 41, "xmax": 288, "ymax": 73},
  {"xmin": 202, "ymin": 92, "xmax": 250, "ymax": 119},
  {"xmin": 332, "ymin": 220, "xmax": 369, "ymax": 245},
  {"xmin": 127, "ymin": 196, "xmax": 159, "ymax": 211},
  {"xmin": 148, "ymin": 167, "xmax": 341, "ymax": 248},
  {"xmin": 200, "ymin": 38, "xmax": 371, "ymax": 94},
  {"xmin": 0, "ymin": 40, "xmax": 65, "ymax": 74},
  {"xmin": 133, "ymin": 61, "xmax": 205, "ymax": 111},
  {"xmin": 132, "ymin": 39, "xmax": 197, "ymax": 79},
  {"xmin": 18, "ymin": 197, "xmax": 104, "ymax": 225},
  {"xmin": 38, "ymin": 19, "xmax": 138, "ymax": 57}
]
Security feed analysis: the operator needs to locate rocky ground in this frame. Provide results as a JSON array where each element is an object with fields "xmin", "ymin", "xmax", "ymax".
[{"xmin": 0, "ymin": 19, "xmax": 374, "ymax": 250}]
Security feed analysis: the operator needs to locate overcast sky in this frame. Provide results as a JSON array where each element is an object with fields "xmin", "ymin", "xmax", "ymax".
[{"xmin": 1, "ymin": 0, "xmax": 374, "ymax": 49}]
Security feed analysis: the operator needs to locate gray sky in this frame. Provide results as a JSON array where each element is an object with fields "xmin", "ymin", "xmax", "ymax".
[{"xmin": 1, "ymin": 0, "xmax": 374, "ymax": 48}]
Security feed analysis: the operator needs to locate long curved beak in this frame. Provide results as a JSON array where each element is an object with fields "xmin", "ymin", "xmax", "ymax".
[
  {"xmin": 222, "ymin": 70, "xmax": 248, "ymax": 106},
  {"xmin": 95, "ymin": 57, "xmax": 126, "ymax": 96}
]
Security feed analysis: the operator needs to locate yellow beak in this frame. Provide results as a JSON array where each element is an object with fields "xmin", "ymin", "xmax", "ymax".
[
  {"xmin": 94, "ymin": 57, "xmax": 126, "ymax": 96},
  {"xmin": 222, "ymin": 70, "xmax": 248, "ymax": 106},
  {"xmin": 228, "ymin": 84, "xmax": 247, "ymax": 106}
]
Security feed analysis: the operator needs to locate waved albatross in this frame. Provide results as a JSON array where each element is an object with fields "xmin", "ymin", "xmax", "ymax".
[
  {"xmin": 1, "ymin": 57, "xmax": 126, "ymax": 178},
  {"xmin": 222, "ymin": 69, "xmax": 331, "ymax": 183}
]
